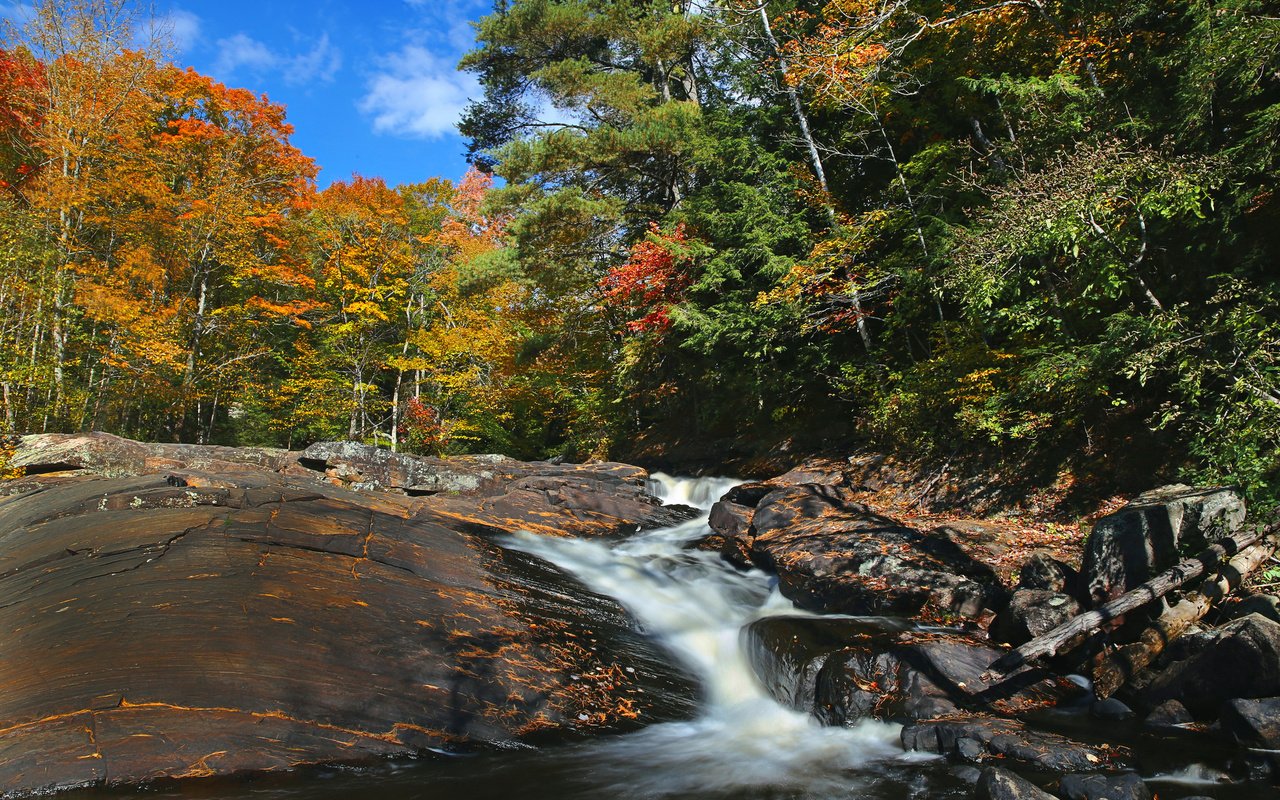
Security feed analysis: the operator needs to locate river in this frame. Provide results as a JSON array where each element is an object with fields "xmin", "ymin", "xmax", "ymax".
[{"xmin": 65, "ymin": 475, "xmax": 1254, "ymax": 800}]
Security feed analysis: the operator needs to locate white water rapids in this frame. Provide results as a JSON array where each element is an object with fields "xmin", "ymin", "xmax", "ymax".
[{"xmin": 501, "ymin": 473, "xmax": 915, "ymax": 798}]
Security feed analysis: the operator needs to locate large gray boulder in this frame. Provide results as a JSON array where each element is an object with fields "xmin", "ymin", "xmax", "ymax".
[
  {"xmin": 1080, "ymin": 484, "xmax": 1245, "ymax": 608},
  {"xmin": 991, "ymin": 588, "xmax": 1083, "ymax": 647},
  {"xmin": 1138, "ymin": 614, "xmax": 1280, "ymax": 715},
  {"xmin": 1058, "ymin": 772, "xmax": 1152, "ymax": 800}
]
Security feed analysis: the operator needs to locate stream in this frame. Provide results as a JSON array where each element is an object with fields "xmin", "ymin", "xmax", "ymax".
[{"xmin": 66, "ymin": 476, "xmax": 1260, "ymax": 800}]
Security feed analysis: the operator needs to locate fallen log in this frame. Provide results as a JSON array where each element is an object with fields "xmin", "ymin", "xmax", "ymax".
[
  {"xmin": 1090, "ymin": 533, "xmax": 1280, "ymax": 697},
  {"xmin": 985, "ymin": 517, "xmax": 1278, "ymax": 679}
]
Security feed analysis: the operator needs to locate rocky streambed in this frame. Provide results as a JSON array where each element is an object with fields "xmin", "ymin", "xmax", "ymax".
[{"xmin": 0, "ymin": 434, "xmax": 1277, "ymax": 800}]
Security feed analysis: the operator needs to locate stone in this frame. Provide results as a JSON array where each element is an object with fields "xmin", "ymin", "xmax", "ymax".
[
  {"xmin": 746, "ymin": 483, "xmax": 1007, "ymax": 618},
  {"xmin": 1219, "ymin": 697, "xmax": 1280, "ymax": 749},
  {"xmin": 1058, "ymin": 772, "xmax": 1152, "ymax": 800},
  {"xmin": 0, "ymin": 442, "xmax": 700, "ymax": 796},
  {"xmin": 1080, "ymin": 485, "xmax": 1245, "ymax": 608},
  {"xmin": 1089, "ymin": 698, "xmax": 1135, "ymax": 721},
  {"xmin": 771, "ymin": 458, "xmax": 850, "ymax": 487},
  {"xmin": 703, "ymin": 482, "xmax": 777, "ymax": 570},
  {"xmin": 1018, "ymin": 551, "xmax": 1077, "ymax": 593},
  {"xmin": 992, "ymin": 589, "xmax": 1083, "ymax": 647},
  {"xmin": 814, "ymin": 636, "xmax": 1084, "ymax": 725},
  {"xmin": 952, "ymin": 765, "xmax": 983, "ymax": 785},
  {"xmin": 743, "ymin": 616, "xmax": 906, "ymax": 712},
  {"xmin": 976, "ymin": 767, "xmax": 1058, "ymax": 800},
  {"xmin": 1139, "ymin": 614, "xmax": 1280, "ymax": 716},
  {"xmin": 901, "ymin": 716, "xmax": 1119, "ymax": 773},
  {"xmin": 708, "ymin": 498, "xmax": 752, "ymax": 540},
  {"xmin": 708, "ymin": 499, "xmax": 754, "ymax": 569},
  {"xmin": 1142, "ymin": 699, "xmax": 1192, "ymax": 728}
]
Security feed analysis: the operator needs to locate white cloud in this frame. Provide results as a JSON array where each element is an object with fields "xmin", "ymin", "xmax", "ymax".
[
  {"xmin": 284, "ymin": 33, "xmax": 341, "ymax": 85},
  {"xmin": 214, "ymin": 33, "xmax": 277, "ymax": 75},
  {"xmin": 359, "ymin": 44, "xmax": 479, "ymax": 139},
  {"xmin": 213, "ymin": 32, "xmax": 342, "ymax": 87},
  {"xmin": 402, "ymin": 0, "xmax": 486, "ymax": 52},
  {"xmin": 146, "ymin": 9, "xmax": 201, "ymax": 54}
]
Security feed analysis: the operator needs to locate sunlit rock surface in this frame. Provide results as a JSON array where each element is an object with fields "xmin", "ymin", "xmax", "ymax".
[{"xmin": 0, "ymin": 435, "xmax": 698, "ymax": 795}]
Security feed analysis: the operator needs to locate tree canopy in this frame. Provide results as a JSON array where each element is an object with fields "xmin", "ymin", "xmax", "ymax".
[{"xmin": 1, "ymin": 0, "xmax": 1276, "ymax": 507}]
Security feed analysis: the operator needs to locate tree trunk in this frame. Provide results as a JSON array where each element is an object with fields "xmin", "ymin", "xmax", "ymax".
[{"xmin": 755, "ymin": 3, "xmax": 876, "ymax": 355}]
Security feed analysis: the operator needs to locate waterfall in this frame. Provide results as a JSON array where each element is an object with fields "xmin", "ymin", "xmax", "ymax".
[{"xmin": 502, "ymin": 475, "xmax": 911, "ymax": 798}]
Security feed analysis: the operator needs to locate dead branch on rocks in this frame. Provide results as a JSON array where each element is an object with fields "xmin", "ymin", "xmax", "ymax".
[
  {"xmin": 1090, "ymin": 533, "xmax": 1280, "ymax": 697},
  {"xmin": 985, "ymin": 517, "xmax": 1279, "ymax": 680}
]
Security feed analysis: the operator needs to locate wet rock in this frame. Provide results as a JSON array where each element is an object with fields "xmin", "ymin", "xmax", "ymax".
[
  {"xmin": 1081, "ymin": 485, "xmax": 1245, "ymax": 608},
  {"xmin": 1142, "ymin": 699, "xmax": 1192, "ymax": 729},
  {"xmin": 1090, "ymin": 698, "xmax": 1135, "ymax": 721},
  {"xmin": 708, "ymin": 498, "xmax": 752, "ymax": 540},
  {"xmin": 703, "ymin": 482, "xmax": 775, "ymax": 569},
  {"xmin": 744, "ymin": 616, "xmax": 904, "ymax": 712},
  {"xmin": 708, "ymin": 499, "xmax": 754, "ymax": 568},
  {"xmin": 952, "ymin": 765, "xmax": 983, "ymax": 785},
  {"xmin": 976, "ymin": 767, "xmax": 1057, "ymax": 800},
  {"xmin": 1138, "ymin": 614, "xmax": 1280, "ymax": 716},
  {"xmin": 747, "ymin": 483, "xmax": 1006, "ymax": 618},
  {"xmin": 1240, "ymin": 749, "xmax": 1280, "ymax": 782},
  {"xmin": 902, "ymin": 716, "xmax": 1117, "ymax": 773},
  {"xmin": 1058, "ymin": 772, "xmax": 1151, "ymax": 800},
  {"xmin": 1019, "ymin": 552, "xmax": 1078, "ymax": 593},
  {"xmin": 992, "ymin": 589, "xmax": 1083, "ymax": 647},
  {"xmin": 0, "ymin": 449, "xmax": 700, "ymax": 796},
  {"xmin": 1219, "ymin": 697, "xmax": 1280, "ymax": 749},
  {"xmin": 813, "ymin": 636, "xmax": 1083, "ymax": 725}
]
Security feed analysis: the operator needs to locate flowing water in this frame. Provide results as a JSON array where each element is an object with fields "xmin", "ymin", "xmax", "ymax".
[
  {"xmin": 70, "ymin": 475, "xmax": 1264, "ymax": 800},
  {"xmin": 492, "ymin": 473, "xmax": 918, "ymax": 798}
]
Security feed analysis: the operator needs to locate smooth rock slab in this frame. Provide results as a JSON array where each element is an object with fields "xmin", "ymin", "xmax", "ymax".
[
  {"xmin": 0, "ymin": 459, "xmax": 698, "ymax": 795},
  {"xmin": 746, "ymin": 484, "xmax": 1006, "ymax": 618}
]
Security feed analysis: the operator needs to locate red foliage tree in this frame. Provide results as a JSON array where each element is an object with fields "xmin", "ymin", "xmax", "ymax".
[
  {"xmin": 599, "ymin": 223, "xmax": 695, "ymax": 334},
  {"xmin": 0, "ymin": 49, "xmax": 45, "ymax": 193}
]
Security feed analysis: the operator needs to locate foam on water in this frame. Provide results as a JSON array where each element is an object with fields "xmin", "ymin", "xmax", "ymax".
[
  {"xmin": 503, "ymin": 475, "xmax": 910, "ymax": 798},
  {"xmin": 645, "ymin": 472, "xmax": 741, "ymax": 511}
]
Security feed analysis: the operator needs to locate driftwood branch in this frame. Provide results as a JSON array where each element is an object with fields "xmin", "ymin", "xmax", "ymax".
[
  {"xmin": 985, "ymin": 520, "xmax": 1277, "ymax": 678},
  {"xmin": 1090, "ymin": 533, "xmax": 1280, "ymax": 697}
]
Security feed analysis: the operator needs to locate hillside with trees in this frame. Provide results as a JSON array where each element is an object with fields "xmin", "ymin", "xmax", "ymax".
[{"xmin": 1, "ymin": 0, "xmax": 1277, "ymax": 507}]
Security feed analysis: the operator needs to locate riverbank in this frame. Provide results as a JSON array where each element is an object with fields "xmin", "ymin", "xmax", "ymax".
[{"xmin": 0, "ymin": 434, "xmax": 1276, "ymax": 799}]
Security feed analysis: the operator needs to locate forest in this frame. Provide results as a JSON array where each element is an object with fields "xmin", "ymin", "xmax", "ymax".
[{"xmin": 0, "ymin": 0, "xmax": 1277, "ymax": 505}]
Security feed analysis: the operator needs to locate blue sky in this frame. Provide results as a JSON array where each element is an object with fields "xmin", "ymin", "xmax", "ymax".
[{"xmin": 147, "ymin": 0, "xmax": 490, "ymax": 187}]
